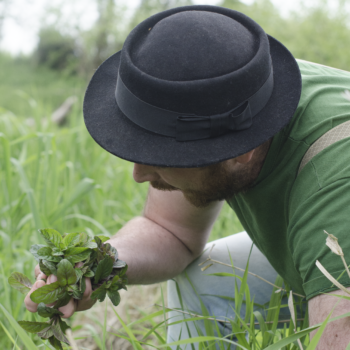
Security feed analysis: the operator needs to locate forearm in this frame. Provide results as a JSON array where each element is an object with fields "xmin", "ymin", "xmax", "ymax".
[
  {"xmin": 309, "ymin": 288, "xmax": 350, "ymax": 349},
  {"xmin": 107, "ymin": 216, "xmax": 200, "ymax": 284}
]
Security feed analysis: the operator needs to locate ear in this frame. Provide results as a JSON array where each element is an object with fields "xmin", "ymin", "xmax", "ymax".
[{"xmin": 235, "ymin": 149, "xmax": 255, "ymax": 164}]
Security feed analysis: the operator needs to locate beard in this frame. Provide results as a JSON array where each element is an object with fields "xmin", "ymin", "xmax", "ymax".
[{"xmin": 151, "ymin": 139, "xmax": 271, "ymax": 208}]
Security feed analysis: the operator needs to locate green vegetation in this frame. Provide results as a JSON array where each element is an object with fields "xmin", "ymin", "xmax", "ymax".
[
  {"xmin": 1, "ymin": 0, "xmax": 350, "ymax": 348},
  {"xmin": 8, "ymin": 229, "xmax": 127, "ymax": 349},
  {"xmin": 221, "ymin": 0, "xmax": 350, "ymax": 71}
]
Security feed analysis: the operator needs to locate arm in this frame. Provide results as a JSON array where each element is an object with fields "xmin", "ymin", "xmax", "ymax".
[
  {"xmin": 309, "ymin": 287, "xmax": 350, "ymax": 349},
  {"xmin": 108, "ymin": 186, "xmax": 223, "ymax": 284},
  {"xmin": 25, "ymin": 185, "xmax": 223, "ymax": 316}
]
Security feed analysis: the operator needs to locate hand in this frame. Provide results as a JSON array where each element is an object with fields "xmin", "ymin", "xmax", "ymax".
[{"xmin": 24, "ymin": 263, "xmax": 96, "ymax": 318}]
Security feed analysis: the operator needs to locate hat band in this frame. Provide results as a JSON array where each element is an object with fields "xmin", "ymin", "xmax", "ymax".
[{"xmin": 115, "ymin": 69, "xmax": 274, "ymax": 141}]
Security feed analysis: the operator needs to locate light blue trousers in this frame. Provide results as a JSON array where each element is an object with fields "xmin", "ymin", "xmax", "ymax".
[{"xmin": 167, "ymin": 232, "xmax": 303, "ymax": 349}]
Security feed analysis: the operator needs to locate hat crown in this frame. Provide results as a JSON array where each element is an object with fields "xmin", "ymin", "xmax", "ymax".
[
  {"xmin": 132, "ymin": 11, "xmax": 258, "ymax": 81},
  {"xmin": 119, "ymin": 5, "xmax": 272, "ymax": 116}
]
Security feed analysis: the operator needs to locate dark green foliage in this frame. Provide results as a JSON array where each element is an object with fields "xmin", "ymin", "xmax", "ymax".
[
  {"xmin": 34, "ymin": 27, "xmax": 78, "ymax": 73},
  {"xmin": 220, "ymin": 0, "xmax": 350, "ymax": 71},
  {"xmin": 18, "ymin": 321, "xmax": 51, "ymax": 334},
  {"xmin": 8, "ymin": 228, "xmax": 128, "ymax": 349}
]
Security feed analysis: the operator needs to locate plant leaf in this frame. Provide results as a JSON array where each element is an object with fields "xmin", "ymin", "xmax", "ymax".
[
  {"xmin": 324, "ymin": 230, "xmax": 344, "ymax": 256},
  {"xmin": 107, "ymin": 290, "xmax": 121, "ymax": 306},
  {"xmin": 84, "ymin": 269, "xmax": 94, "ymax": 278},
  {"xmin": 57, "ymin": 259, "xmax": 77, "ymax": 286},
  {"xmin": 95, "ymin": 235, "xmax": 110, "ymax": 243},
  {"xmin": 8, "ymin": 272, "xmax": 33, "ymax": 294},
  {"xmin": 18, "ymin": 321, "xmax": 50, "ymax": 333},
  {"xmin": 94, "ymin": 236, "xmax": 102, "ymax": 248},
  {"xmin": 64, "ymin": 247, "xmax": 91, "ymax": 264},
  {"xmin": 51, "ymin": 321, "xmax": 70, "ymax": 345},
  {"xmin": 82, "ymin": 241, "xmax": 98, "ymax": 249},
  {"xmin": 48, "ymin": 335, "xmax": 63, "ymax": 350},
  {"xmin": 62, "ymin": 232, "xmax": 80, "ymax": 248},
  {"xmin": 52, "ymin": 247, "xmax": 64, "ymax": 256},
  {"xmin": 37, "ymin": 247, "xmax": 53, "ymax": 259},
  {"xmin": 39, "ymin": 260, "xmax": 52, "ymax": 276},
  {"xmin": 37, "ymin": 247, "xmax": 61, "ymax": 263},
  {"xmin": 113, "ymin": 260, "xmax": 126, "ymax": 268},
  {"xmin": 53, "ymin": 292, "xmax": 71, "ymax": 309},
  {"xmin": 37, "ymin": 326, "xmax": 54, "ymax": 339},
  {"xmin": 94, "ymin": 256, "xmax": 114, "ymax": 284},
  {"xmin": 59, "ymin": 319, "xmax": 70, "ymax": 334},
  {"xmin": 30, "ymin": 281, "xmax": 65, "ymax": 304},
  {"xmin": 91, "ymin": 282, "xmax": 107, "ymax": 302},
  {"xmin": 41, "ymin": 260, "xmax": 57, "ymax": 276},
  {"xmin": 39, "ymin": 229, "xmax": 62, "ymax": 249},
  {"xmin": 37, "ymin": 303, "xmax": 63, "ymax": 318},
  {"xmin": 76, "ymin": 232, "xmax": 90, "ymax": 247},
  {"xmin": 74, "ymin": 268, "xmax": 84, "ymax": 282},
  {"xmin": 316, "ymin": 260, "xmax": 350, "ymax": 295},
  {"xmin": 30, "ymin": 244, "xmax": 46, "ymax": 261},
  {"xmin": 118, "ymin": 265, "xmax": 128, "ymax": 277},
  {"xmin": 68, "ymin": 284, "xmax": 84, "ymax": 300}
]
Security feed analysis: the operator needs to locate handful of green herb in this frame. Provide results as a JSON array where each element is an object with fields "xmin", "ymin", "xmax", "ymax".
[{"xmin": 8, "ymin": 229, "xmax": 128, "ymax": 350}]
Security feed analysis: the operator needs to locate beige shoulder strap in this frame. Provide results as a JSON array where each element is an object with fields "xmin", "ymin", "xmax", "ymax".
[{"xmin": 298, "ymin": 120, "xmax": 350, "ymax": 175}]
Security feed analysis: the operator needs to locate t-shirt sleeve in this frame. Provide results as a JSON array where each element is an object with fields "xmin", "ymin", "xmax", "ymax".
[{"xmin": 288, "ymin": 139, "xmax": 350, "ymax": 300}]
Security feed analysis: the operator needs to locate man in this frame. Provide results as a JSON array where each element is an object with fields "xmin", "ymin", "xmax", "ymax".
[{"xmin": 25, "ymin": 5, "xmax": 350, "ymax": 349}]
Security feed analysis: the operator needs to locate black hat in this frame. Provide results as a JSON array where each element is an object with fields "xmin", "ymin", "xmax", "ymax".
[{"xmin": 83, "ymin": 5, "xmax": 301, "ymax": 167}]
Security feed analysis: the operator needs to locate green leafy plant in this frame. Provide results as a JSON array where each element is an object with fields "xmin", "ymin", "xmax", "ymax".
[{"xmin": 8, "ymin": 228, "xmax": 128, "ymax": 350}]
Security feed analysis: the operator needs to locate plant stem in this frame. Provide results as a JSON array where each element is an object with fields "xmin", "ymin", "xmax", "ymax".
[{"xmin": 66, "ymin": 329, "xmax": 79, "ymax": 350}]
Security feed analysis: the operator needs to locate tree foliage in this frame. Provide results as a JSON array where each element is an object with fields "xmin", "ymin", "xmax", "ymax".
[
  {"xmin": 34, "ymin": 27, "xmax": 78, "ymax": 73},
  {"xmin": 32, "ymin": 0, "xmax": 350, "ymax": 76},
  {"xmin": 221, "ymin": 0, "xmax": 350, "ymax": 71}
]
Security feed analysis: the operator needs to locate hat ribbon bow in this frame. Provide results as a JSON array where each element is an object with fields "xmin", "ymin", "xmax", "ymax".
[
  {"xmin": 115, "ymin": 69, "xmax": 273, "ymax": 142},
  {"xmin": 177, "ymin": 101, "xmax": 252, "ymax": 141}
]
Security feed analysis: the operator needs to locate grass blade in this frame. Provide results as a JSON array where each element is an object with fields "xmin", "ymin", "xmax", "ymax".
[{"xmin": 0, "ymin": 303, "xmax": 38, "ymax": 350}]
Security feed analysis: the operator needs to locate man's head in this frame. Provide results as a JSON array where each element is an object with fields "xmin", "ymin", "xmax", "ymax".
[
  {"xmin": 133, "ymin": 138, "xmax": 272, "ymax": 207},
  {"xmin": 84, "ymin": 6, "xmax": 301, "ymax": 169}
]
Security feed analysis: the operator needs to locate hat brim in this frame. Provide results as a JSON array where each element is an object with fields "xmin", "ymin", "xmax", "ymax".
[{"xmin": 83, "ymin": 35, "xmax": 301, "ymax": 168}]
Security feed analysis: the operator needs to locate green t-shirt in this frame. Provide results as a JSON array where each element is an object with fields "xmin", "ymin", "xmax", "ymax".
[{"xmin": 228, "ymin": 60, "xmax": 350, "ymax": 300}]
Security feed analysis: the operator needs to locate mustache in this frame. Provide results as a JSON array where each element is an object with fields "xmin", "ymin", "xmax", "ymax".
[{"xmin": 150, "ymin": 180, "xmax": 179, "ymax": 191}]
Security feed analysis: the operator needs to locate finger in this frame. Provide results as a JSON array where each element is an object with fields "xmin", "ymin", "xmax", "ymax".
[
  {"xmin": 59, "ymin": 297, "xmax": 76, "ymax": 319},
  {"xmin": 34, "ymin": 264, "xmax": 47, "ymax": 281},
  {"xmin": 83, "ymin": 277, "xmax": 92, "ymax": 298},
  {"xmin": 24, "ymin": 280, "xmax": 46, "ymax": 313},
  {"xmin": 46, "ymin": 274, "xmax": 58, "ymax": 285}
]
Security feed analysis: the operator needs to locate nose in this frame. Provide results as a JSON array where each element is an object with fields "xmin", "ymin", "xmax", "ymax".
[{"xmin": 133, "ymin": 163, "xmax": 160, "ymax": 183}]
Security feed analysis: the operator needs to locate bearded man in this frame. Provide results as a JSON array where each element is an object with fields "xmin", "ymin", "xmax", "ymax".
[{"xmin": 25, "ymin": 5, "xmax": 350, "ymax": 349}]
